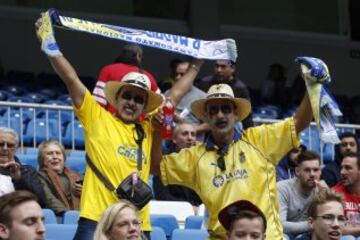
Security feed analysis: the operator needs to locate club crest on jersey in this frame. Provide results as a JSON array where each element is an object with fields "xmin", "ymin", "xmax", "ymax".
[
  {"xmin": 117, "ymin": 145, "xmax": 145, "ymax": 163},
  {"xmin": 239, "ymin": 152, "xmax": 246, "ymax": 163},
  {"xmin": 212, "ymin": 175, "xmax": 225, "ymax": 188}
]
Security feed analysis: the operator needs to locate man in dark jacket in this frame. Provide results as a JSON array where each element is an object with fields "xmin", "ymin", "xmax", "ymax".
[
  {"xmin": 153, "ymin": 122, "xmax": 202, "ymax": 208},
  {"xmin": 0, "ymin": 127, "xmax": 46, "ymax": 207},
  {"xmin": 321, "ymin": 132, "xmax": 359, "ymax": 187},
  {"xmin": 195, "ymin": 60, "xmax": 253, "ymax": 129}
]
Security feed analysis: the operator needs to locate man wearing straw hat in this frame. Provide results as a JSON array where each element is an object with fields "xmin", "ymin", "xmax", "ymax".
[
  {"xmin": 151, "ymin": 58, "xmax": 324, "ymax": 239},
  {"xmin": 35, "ymin": 17, "xmax": 203, "ymax": 240}
]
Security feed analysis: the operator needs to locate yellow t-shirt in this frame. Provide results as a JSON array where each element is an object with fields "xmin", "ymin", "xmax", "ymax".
[
  {"xmin": 160, "ymin": 117, "xmax": 299, "ymax": 239},
  {"xmin": 74, "ymin": 90, "xmax": 153, "ymax": 231}
]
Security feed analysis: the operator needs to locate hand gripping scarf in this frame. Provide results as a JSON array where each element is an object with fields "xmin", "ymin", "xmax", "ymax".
[
  {"xmin": 295, "ymin": 57, "xmax": 342, "ymax": 144},
  {"xmin": 38, "ymin": 9, "xmax": 237, "ymax": 61}
]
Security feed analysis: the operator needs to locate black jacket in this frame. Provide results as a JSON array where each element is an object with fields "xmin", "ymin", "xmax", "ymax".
[{"xmin": 0, "ymin": 156, "xmax": 46, "ymax": 207}]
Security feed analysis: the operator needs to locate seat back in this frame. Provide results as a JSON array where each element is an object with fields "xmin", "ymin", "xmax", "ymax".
[
  {"xmin": 150, "ymin": 227, "xmax": 167, "ymax": 240},
  {"xmin": 171, "ymin": 229, "xmax": 208, "ymax": 240},
  {"xmin": 63, "ymin": 210, "xmax": 80, "ymax": 224},
  {"xmin": 185, "ymin": 216, "xmax": 204, "ymax": 229},
  {"xmin": 45, "ymin": 224, "xmax": 77, "ymax": 240},
  {"xmin": 42, "ymin": 209, "xmax": 57, "ymax": 224},
  {"xmin": 151, "ymin": 214, "xmax": 179, "ymax": 238}
]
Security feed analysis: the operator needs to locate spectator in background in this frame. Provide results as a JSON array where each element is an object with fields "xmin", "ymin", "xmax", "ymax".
[
  {"xmin": 153, "ymin": 122, "xmax": 202, "ymax": 211},
  {"xmin": 277, "ymin": 150, "xmax": 325, "ymax": 239},
  {"xmin": 195, "ymin": 60, "xmax": 253, "ymax": 129},
  {"xmin": 288, "ymin": 73, "xmax": 306, "ymax": 107},
  {"xmin": 332, "ymin": 152, "xmax": 360, "ymax": 237},
  {"xmin": 0, "ymin": 173, "xmax": 14, "ymax": 197},
  {"xmin": 92, "ymin": 43, "xmax": 161, "ymax": 115},
  {"xmin": 158, "ymin": 58, "xmax": 182, "ymax": 92},
  {"xmin": 0, "ymin": 191, "xmax": 45, "ymax": 240},
  {"xmin": 37, "ymin": 140, "xmax": 82, "ymax": 216},
  {"xmin": 93, "ymin": 200, "xmax": 144, "ymax": 240},
  {"xmin": 165, "ymin": 60, "xmax": 206, "ymax": 126},
  {"xmin": 322, "ymin": 132, "xmax": 359, "ymax": 187},
  {"xmin": 276, "ymin": 144, "xmax": 307, "ymax": 181},
  {"xmin": 0, "ymin": 127, "xmax": 46, "ymax": 207},
  {"xmin": 218, "ymin": 200, "xmax": 267, "ymax": 240},
  {"xmin": 296, "ymin": 189, "xmax": 345, "ymax": 240},
  {"xmin": 260, "ymin": 63, "xmax": 287, "ymax": 108}
]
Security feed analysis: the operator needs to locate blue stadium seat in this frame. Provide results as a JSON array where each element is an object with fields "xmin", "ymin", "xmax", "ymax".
[
  {"xmin": 0, "ymin": 116, "xmax": 27, "ymax": 141},
  {"xmin": 171, "ymin": 229, "xmax": 208, "ymax": 240},
  {"xmin": 65, "ymin": 156, "xmax": 86, "ymax": 174},
  {"xmin": 23, "ymin": 92, "xmax": 49, "ymax": 103},
  {"xmin": 17, "ymin": 153, "xmax": 38, "ymax": 168},
  {"xmin": 322, "ymin": 143, "xmax": 335, "ymax": 163},
  {"xmin": 150, "ymin": 227, "xmax": 167, "ymax": 240},
  {"xmin": 253, "ymin": 105, "xmax": 280, "ymax": 119},
  {"xmin": 68, "ymin": 150, "xmax": 86, "ymax": 158},
  {"xmin": 7, "ymin": 96, "xmax": 35, "ymax": 104},
  {"xmin": 0, "ymin": 90, "xmax": 13, "ymax": 101},
  {"xmin": 57, "ymin": 94, "xmax": 72, "ymax": 105},
  {"xmin": 42, "ymin": 209, "xmax": 57, "ymax": 224},
  {"xmin": 45, "ymin": 224, "xmax": 77, "ymax": 240},
  {"xmin": 63, "ymin": 210, "xmax": 80, "ymax": 224},
  {"xmin": 62, "ymin": 120, "xmax": 84, "ymax": 149},
  {"xmin": 38, "ymin": 88, "xmax": 59, "ymax": 98},
  {"xmin": 23, "ymin": 118, "xmax": 62, "ymax": 145},
  {"xmin": 150, "ymin": 214, "xmax": 179, "ymax": 239},
  {"xmin": 185, "ymin": 216, "xmax": 204, "ymax": 229},
  {"xmin": 4, "ymin": 85, "xmax": 28, "ymax": 96}
]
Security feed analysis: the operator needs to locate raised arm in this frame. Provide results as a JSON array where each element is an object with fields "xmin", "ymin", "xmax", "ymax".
[
  {"xmin": 294, "ymin": 93, "xmax": 313, "ymax": 134},
  {"xmin": 166, "ymin": 59, "xmax": 204, "ymax": 108},
  {"xmin": 35, "ymin": 17, "xmax": 86, "ymax": 108}
]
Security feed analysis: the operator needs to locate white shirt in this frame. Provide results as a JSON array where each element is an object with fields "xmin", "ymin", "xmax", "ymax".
[{"xmin": 0, "ymin": 174, "xmax": 15, "ymax": 196}]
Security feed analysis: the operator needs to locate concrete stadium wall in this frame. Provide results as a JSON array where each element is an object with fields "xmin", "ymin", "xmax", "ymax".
[{"xmin": 0, "ymin": 6, "xmax": 359, "ymax": 96}]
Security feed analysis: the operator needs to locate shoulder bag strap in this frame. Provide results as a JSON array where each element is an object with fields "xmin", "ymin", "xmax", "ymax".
[{"xmin": 85, "ymin": 154, "xmax": 115, "ymax": 192}]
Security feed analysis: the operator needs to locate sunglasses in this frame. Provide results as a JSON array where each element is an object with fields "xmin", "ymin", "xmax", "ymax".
[
  {"xmin": 120, "ymin": 91, "xmax": 145, "ymax": 105},
  {"xmin": 208, "ymin": 104, "xmax": 233, "ymax": 116}
]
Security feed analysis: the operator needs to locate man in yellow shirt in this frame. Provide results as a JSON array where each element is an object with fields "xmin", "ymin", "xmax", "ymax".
[
  {"xmin": 152, "ymin": 59, "xmax": 318, "ymax": 238},
  {"xmin": 35, "ymin": 17, "xmax": 203, "ymax": 240}
]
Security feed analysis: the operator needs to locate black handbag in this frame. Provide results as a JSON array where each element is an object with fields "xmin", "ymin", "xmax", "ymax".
[{"xmin": 86, "ymin": 123, "xmax": 153, "ymax": 210}]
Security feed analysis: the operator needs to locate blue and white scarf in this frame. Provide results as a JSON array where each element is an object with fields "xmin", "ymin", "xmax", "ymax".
[
  {"xmin": 39, "ymin": 9, "xmax": 237, "ymax": 61},
  {"xmin": 295, "ymin": 57, "xmax": 342, "ymax": 144}
]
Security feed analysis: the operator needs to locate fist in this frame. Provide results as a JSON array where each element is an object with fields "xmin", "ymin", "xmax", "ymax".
[{"xmin": 295, "ymin": 56, "xmax": 330, "ymax": 84}]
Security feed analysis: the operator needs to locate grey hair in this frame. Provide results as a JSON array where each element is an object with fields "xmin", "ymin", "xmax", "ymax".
[{"xmin": 0, "ymin": 127, "xmax": 19, "ymax": 145}]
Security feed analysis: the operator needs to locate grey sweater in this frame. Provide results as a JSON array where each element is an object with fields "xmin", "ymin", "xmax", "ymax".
[{"xmin": 277, "ymin": 178, "xmax": 314, "ymax": 236}]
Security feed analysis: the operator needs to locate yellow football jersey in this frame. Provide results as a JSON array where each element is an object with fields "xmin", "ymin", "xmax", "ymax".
[
  {"xmin": 161, "ymin": 117, "xmax": 299, "ymax": 239},
  {"xmin": 74, "ymin": 90, "xmax": 153, "ymax": 231}
]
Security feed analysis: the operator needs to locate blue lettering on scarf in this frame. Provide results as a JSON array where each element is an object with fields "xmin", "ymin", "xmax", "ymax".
[{"xmin": 193, "ymin": 40, "xmax": 200, "ymax": 50}]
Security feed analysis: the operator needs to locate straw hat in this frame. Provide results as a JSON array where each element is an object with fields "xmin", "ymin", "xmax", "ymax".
[
  {"xmin": 190, "ymin": 84, "xmax": 251, "ymax": 122},
  {"xmin": 104, "ymin": 72, "xmax": 163, "ymax": 113},
  {"xmin": 218, "ymin": 200, "xmax": 267, "ymax": 231}
]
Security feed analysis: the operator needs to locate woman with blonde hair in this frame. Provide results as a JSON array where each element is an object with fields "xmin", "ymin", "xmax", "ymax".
[{"xmin": 94, "ymin": 200, "xmax": 145, "ymax": 240}]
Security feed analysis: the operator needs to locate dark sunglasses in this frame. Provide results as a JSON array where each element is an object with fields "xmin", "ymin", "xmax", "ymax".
[
  {"xmin": 120, "ymin": 91, "xmax": 145, "ymax": 105},
  {"xmin": 208, "ymin": 104, "xmax": 233, "ymax": 116}
]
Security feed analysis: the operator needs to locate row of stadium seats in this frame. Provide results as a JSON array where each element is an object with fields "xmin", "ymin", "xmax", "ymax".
[{"xmin": 43, "ymin": 208, "xmax": 207, "ymax": 240}]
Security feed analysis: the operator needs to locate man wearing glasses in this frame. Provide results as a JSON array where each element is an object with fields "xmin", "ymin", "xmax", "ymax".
[
  {"xmin": 152, "ymin": 56, "xmax": 316, "ymax": 239},
  {"xmin": 296, "ymin": 189, "xmax": 346, "ymax": 240},
  {"xmin": 332, "ymin": 152, "xmax": 360, "ymax": 237},
  {"xmin": 0, "ymin": 127, "xmax": 46, "ymax": 206}
]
